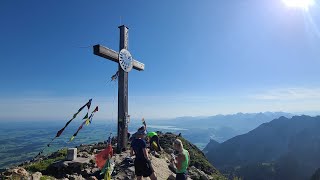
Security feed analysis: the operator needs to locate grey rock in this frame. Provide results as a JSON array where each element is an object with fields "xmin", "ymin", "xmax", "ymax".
[
  {"xmin": 78, "ymin": 152, "xmax": 90, "ymax": 158},
  {"xmin": 167, "ymin": 174, "xmax": 176, "ymax": 180},
  {"xmin": 88, "ymin": 176, "xmax": 98, "ymax": 180},
  {"xmin": 91, "ymin": 168, "xmax": 100, "ymax": 174},
  {"xmin": 48, "ymin": 158, "xmax": 91, "ymax": 178},
  {"xmin": 68, "ymin": 174, "xmax": 85, "ymax": 180},
  {"xmin": 31, "ymin": 172, "xmax": 42, "ymax": 180},
  {"xmin": 188, "ymin": 166, "xmax": 211, "ymax": 180},
  {"xmin": 6, "ymin": 167, "xmax": 29, "ymax": 177},
  {"xmin": 165, "ymin": 148, "xmax": 174, "ymax": 154}
]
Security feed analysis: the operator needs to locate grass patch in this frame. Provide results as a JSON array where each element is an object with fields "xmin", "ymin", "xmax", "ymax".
[
  {"xmin": 40, "ymin": 175, "xmax": 56, "ymax": 180},
  {"xmin": 24, "ymin": 148, "xmax": 67, "ymax": 173}
]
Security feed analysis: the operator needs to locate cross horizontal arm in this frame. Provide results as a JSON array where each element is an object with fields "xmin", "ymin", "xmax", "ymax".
[{"xmin": 93, "ymin": 45, "xmax": 145, "ymax": 71}]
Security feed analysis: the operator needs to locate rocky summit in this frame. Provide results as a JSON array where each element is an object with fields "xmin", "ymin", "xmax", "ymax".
[{"xmin": 0, "ymin": 132, "xmax": 226, "ymax": 180}]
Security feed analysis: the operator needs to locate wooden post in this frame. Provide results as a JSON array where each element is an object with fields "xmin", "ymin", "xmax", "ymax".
[{"xmin": 117, "ymin": 25, "xmax": 129, "ymax": 152}]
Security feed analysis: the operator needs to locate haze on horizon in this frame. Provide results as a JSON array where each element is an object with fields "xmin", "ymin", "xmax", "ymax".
[{"xmin": 0, "ymin": 0, "xmax": 320, "ymax": 121}]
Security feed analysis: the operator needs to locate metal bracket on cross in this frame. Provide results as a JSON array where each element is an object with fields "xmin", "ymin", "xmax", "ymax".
[{"xmin": 93, "ymin": 45, "xmax": 145, "ymax": 71}]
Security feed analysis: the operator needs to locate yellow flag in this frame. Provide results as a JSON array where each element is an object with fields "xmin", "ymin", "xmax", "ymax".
[
  {"xmin": 85, "ymin": 119, "xmax": 90, "ymax": 126},
  {"xmin": 104, "ymin": 171, "xmax": 111, "ymax": 180},
  {"xmin": 70, "ymin": 136, "xmax": 75, "ymax": 142}
]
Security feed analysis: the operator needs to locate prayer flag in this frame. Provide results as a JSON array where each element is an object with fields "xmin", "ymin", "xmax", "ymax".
[
  {"xmin": 73, "ymin": 112, "xmax": 79, "ymax": 119},
  {"xmin": 87, "ymin": 99, "xmax": 92, "ymax": 109},
  {"xmin": 96, "ymin": 144, "xmax": 113, "ymax": 169},
  {"xmin": 104, "ymin": 171, "xmax": 111, "ymax": 180},
  {"xmin": 70, "ymin": 136, "xmax": 75, "ymax": 142},
  {"xmin": 85, "ymin": 119, "xmax": 90, "ymax": 126},
  {"xmin": 111, "ymin": 71, "xmax": 119, "ymax": 81},
  {"xmin": 56, "ymin": 128, "xmax": 65, "ymax": 137},
  {"xmin": 93, "ymin": 106, "xmax": 99, "ymax": 113},
  {"xmin": 69, "ymin": 121, "xmax": 86, "ymax": 141},
  {"xmin": 36, "ymin": 99, "xmax": 94, "ymax": 160},
  {"xmin": 78, "ymin": 99, "xmax": 92, "ymax": 112},
  {"xmin": 83, "ymin": 113, "xmax": 89, "ymax": 119},
  {"xmin": 100, "ymin": 159, "xmax": 110, "ymax": 175}
]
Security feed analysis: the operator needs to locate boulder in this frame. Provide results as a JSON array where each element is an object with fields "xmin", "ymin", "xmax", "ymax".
[
  {"xmin": 48, "ymin": 158, "xmax": 91, "ymax": 178},
  {"xmin": 32, "ymin": 172, "xmax": 42, "ymax": 180},
  {"xmin": 78, "ymin": 151, "xmax": 91, "ymax": 158},
  {"xmin": 6, "ymin": 167, "xmax": 29, "ymax": 177},
  {"xmin": 188, "ymin": 166, "xmax": 211, "ymax": 180},
  {"xmin": 167, "ymin": 174, "xmax": 176, "ymax": 180},
  {"xmin": 67, "ymin": 174, "xmax": 85, "ymax": 180},
  {"xmin": 88, "ymin": 176, "xmax": 98, "ymax": 180},
  {"xmin": 91, "ymin": 168, "xmax": 100, "ymax": 174}
]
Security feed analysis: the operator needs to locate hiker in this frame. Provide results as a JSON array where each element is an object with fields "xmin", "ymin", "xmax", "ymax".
[
  {"xmin": 171, "ymin": 139, "xmax": 190, "ymax": 180},
  {"xmin": 140, "ymin": 118, "xmax": 161, "ymax": 152},
  {"xmin": 130, "ymin": 129, "xmax": 157, "ymax": 180},
  {"xmin": 138, "ymin": 125, "xmax": 146, "ymax": 131},
  {"xmin": 147, "ymin": 131, "xmax": 161, "ymax": 152},
  {"xmin": 129, "ymin": 126, "xmax": 146, "ymax": 142}
]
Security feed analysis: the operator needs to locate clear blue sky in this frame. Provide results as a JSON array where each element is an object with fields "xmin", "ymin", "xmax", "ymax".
[{"xmin": 1, "ymin": 0, "xmax": 320, "ymax": 120}]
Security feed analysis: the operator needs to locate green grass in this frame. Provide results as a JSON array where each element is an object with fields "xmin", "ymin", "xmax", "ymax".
[
  {"xmin": 24, "ymin": 148, "xmax": 67, "ymax": 173},
  {"xmin": 40, "ymin": 175, "xmax": 56, "ymax": 180}
]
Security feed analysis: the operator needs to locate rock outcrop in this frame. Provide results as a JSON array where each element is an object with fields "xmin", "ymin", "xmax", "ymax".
[{"xmin": 0, "ymin": 132, "xmax": 226, "ymax": 180}]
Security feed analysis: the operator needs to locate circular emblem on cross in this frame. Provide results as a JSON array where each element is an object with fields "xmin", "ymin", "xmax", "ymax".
[{"xmin": 119, "ymin": 49, "xmax": 133, "ymax": 72}]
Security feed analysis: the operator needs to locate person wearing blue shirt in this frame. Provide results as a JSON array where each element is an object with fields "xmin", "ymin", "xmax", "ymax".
[{"xmin": 130, "ymin": 129, "xmax": 157, "ymax": 180}]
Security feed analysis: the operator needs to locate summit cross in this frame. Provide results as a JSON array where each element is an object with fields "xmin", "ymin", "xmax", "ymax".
[{"xmin": 93, "ymin": 25, "xmax": 145, "ymax": 152}]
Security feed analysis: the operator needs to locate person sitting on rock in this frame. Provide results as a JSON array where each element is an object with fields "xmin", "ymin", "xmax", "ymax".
[
  {"xmin": 130, "ymin": 129, "xmax": 157, "ymax": 180},
  {"xmin": 171, "ymin": 139, "xmax": 190, "ymax": 180},
  {"xmin": 140, "ymin": 119, "xmax": 161, "ymax": 152},
  {"xmin": 147, "ymin": 131, "xmax": 161, "ymax": 152}
]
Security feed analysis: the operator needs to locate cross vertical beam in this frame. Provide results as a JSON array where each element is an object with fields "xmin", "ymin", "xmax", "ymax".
[
  {"xmin": 117, "ymin": 25, "xmax": 129, "ymax": 152},
  {"xmin": 93, "ymin": 25, "xmax": 145, "ymax": 153}
]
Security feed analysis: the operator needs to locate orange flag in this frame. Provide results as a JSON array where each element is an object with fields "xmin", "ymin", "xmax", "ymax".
[{"xmin": 96, "ymin": 144, "xmax": 113, "ymax": 169}]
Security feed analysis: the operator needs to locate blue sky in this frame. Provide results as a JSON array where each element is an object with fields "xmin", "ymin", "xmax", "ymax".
[{"xmin": 0, "ymin": 0, "xmax": 320, "ymax": 121}]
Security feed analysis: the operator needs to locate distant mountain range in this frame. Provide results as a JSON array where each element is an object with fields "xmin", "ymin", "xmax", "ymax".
[
  {"xmin": 205, "ymin": 115, "xmax": 320, "ymax": 180},
  {"xmin": 157, "ymin": 112, "xmax": 293, "ymax": 130},
  {"xmin": 149, "ymin": 112, "xmax": 293, "ymax": 149}
]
